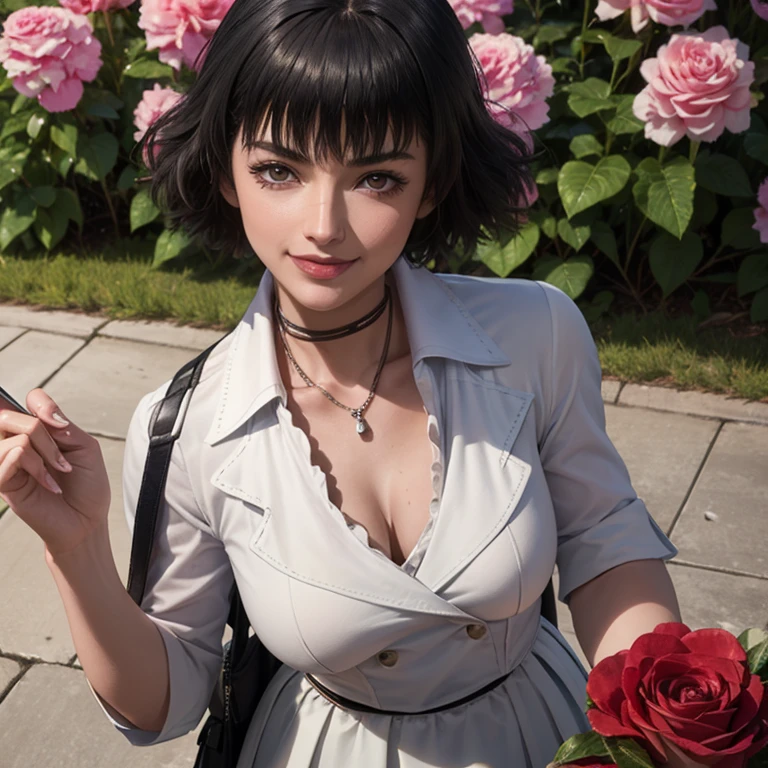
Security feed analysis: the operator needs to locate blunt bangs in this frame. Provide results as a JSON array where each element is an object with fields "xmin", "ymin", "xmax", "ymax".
[{"xmin": 142, "ymin": 0, "xmax": 535, "ymax": 263}]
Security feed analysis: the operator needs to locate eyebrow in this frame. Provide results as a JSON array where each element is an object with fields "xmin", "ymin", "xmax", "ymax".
[{"xmin": 248, "ymin": 141, "xmax": 415, "ymax": 167}]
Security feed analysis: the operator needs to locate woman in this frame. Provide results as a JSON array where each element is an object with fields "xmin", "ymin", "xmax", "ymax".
[{"xmin": 0, "ymin": 0, "xmax": 682, "ymax": 766}]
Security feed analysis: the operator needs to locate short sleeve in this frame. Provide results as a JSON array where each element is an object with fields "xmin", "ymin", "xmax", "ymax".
[
  {"xmin": 535, "ymin": 282, "xmax": 677, "ymax": 605},
  {"xmin": 87, "ymin": 389, "xmax": 234, "ymax": 746}
]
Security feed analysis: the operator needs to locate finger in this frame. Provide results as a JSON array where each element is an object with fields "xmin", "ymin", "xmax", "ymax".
[
  {"xmin": 0, "ymin": 440, "xmax": 62, "ymax": 496},
  {"xmin": 24, "ymin": 389, "xmax": 96, "ymax": 454},
  {"xmin": 0, "ymin": 410, "xmax": 72, "ymax": 474},
  {"xmin": 25, "ymin": 389, "xmax": 70, "ymax": 429}
]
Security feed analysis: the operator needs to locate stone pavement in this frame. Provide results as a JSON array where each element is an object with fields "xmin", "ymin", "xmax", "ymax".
[{"xmin": 0, "ymin": 304, "xmax": 765, "ymax": 768}]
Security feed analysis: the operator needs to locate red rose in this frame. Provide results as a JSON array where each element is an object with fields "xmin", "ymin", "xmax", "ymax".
[{"xmin": 586, "ymin": 623, "xmax": 768, "ymax": 768}]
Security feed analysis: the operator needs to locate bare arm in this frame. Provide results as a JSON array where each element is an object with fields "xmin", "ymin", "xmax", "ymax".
[
  {"xmin": 568, "ymin": 558, "xmax": 681, "ymax": 667},
  {"xmin": 45, "ymin": 523, "xmax": 170, "ymax": 732}
]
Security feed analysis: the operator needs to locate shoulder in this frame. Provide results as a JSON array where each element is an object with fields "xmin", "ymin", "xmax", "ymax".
[{"xmin": 435, "ymin": 272, "xmax": 592, "ymax": 361}]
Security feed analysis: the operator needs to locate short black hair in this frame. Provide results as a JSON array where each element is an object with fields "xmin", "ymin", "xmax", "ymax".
[{"xmin": 141, "ymin": 0, "xmax": 535, "ymax": 264}]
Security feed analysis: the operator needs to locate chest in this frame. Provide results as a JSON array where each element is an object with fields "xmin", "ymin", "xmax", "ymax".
[{"xmin": 285, "ymin": 362, "xmax": 436, "ymax": 566}]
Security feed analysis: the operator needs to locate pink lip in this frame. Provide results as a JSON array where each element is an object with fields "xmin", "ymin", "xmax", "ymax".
[{"xmin": 289, "ymin": 255, "xmax": 357, "ymax": 279}]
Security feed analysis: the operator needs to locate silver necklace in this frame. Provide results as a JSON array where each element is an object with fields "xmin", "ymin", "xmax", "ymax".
[{"xmin": 275, "ymin": 290, "xmax": 394, "ymax": 436}]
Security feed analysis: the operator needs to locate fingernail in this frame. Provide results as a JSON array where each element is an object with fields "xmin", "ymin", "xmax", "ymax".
[
  {"xmin": 51, "ymin": 411, "xmax": 69, "ymax": 426},
  {"xmin": 57, "ymin": 456, "xmax": 72, "ymax": 472},
  {"xmin": 44, "ymin": 471, "xmax": 62, "ymax": 494}
]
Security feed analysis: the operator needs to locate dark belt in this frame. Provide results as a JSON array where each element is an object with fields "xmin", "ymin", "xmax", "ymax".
[{"xmin": 305, "ymin": 669, "xmax": 512, "ymax": 716}]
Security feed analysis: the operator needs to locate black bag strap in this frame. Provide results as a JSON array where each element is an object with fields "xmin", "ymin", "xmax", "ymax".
[{"xmin": 127, "ymin": 332, "xmax": 230, "ymax": 606}]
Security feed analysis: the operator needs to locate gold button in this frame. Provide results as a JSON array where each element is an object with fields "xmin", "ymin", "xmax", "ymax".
[
  {"xmin": 466, "ymin": 624, "xmax": 487, "ymax": 640},
  {"xmin": 377, "ymin": 650, "xmax": 399, "ymax": 667}
]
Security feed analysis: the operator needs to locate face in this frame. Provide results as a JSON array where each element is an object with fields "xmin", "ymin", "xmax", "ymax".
[{"xmin": 220, "ymin": 117, "xmax": 436, "ymax": 320}]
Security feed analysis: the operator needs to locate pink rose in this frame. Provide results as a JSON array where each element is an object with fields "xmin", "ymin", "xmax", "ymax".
[
  {"xmin": 448, "ymin": 0, "xmax": 513, "ymax": 34},
  {"xmin": 754, "ymin": 179, "xmax": 768, "ymax": 244},
  {"xmin": 138, "ymin": 0, "xmax": 235, "ymax": 71},
  {"xmin": 595, "ymin": 0, "xmax": 716, "ymax": 33},
  {"xmin": 470, "ymin": 32, "xmax": 554, "ymax": 131},
  {"xmin": 0, "ymin": 6, "xmax": 102, "ymax": 113},
  {"xmin": 133, "ymin": 83, "xmax": 183, "ymax": 142},
  {"xmin": 58, "ymin": 0, "xmax": 135, "ymax": 13},
  {"xmin": 751, "ymin": 0, "xmax": 768, "ymax": 21},
  {"xmin": 633, "ymin": 26, "xmax": 755, "ymax": 146}
]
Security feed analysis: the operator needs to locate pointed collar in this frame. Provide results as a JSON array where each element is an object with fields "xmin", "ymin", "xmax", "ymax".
[{"xmin": 204, "ymin": 255, "xmax": 510, "ymax": 446}]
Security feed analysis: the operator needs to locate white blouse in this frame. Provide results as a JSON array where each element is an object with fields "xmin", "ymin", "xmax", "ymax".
[{"xmin": 89, "ymin": 255, "xmax": 677, "ymax": 767}]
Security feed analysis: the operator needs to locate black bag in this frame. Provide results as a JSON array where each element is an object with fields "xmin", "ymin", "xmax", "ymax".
[
  {"xmin": 126, "ymin": 336, "xmax": 282, "ymax": 768},
  {"xmin": 125, "ymin": 334, "xmax": 559, "ymax": 767}
]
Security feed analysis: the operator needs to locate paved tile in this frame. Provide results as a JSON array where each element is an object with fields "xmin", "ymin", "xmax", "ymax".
[
  {"xmin": 99, "ymin": 319, "xmax": 227, "ymax": 352},
  {"xmin": 620, "ymin": 383, "xmax": 768, "ymax": 426},
  {"xmin": 0, "ymin": 657, "xmax": 21, "ymax": 695},
  {"xmin": 670, "ymin": 422, "xmax": 768, "ymax": 578},
  {"xmin": 0, "ymin": 438, "xmax": 128, "ymax": 663},
  {"xmin": 0, "ymin": 663, "xmax": 199, "ymax": 768},
  {"xmin": 668, "ymin": 562, "xmax": 768, "ymax": 634},
  {"xmin": 601, "ymin": 379, "xmax": 621, "ymax": 405},
  {"xmin": 0, "ymin": 331, "xmax": 85, "ymax": 407},
  {"xmin": 43, "ymin": 337, "xmax": 198, "ymax": 439},
  {"xmin": 0, "ymin": 305, "xmax": 106, "ymax": 338},
  {"xmin": 0, "ymin": 325, "xmax": 25, "ymax": 350},
  {"xmin": 604, "ymin": 405, "xmax": 718, "ymax": 533}
]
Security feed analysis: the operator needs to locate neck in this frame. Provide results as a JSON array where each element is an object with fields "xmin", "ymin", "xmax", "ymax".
[{"xmin": 274, "ymin": 276, "xmax": 410, "ymax": 387}]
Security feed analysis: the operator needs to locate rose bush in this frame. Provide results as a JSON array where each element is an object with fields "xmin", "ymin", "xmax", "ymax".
[{"xmin": 0, "ymin": 0, "xmax": 766, "ymax": 323}]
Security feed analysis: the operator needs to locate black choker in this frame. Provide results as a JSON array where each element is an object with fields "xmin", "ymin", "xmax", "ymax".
[{"xmin": 275, "ymin": 286, "xmax": 391, "ymax": 342}]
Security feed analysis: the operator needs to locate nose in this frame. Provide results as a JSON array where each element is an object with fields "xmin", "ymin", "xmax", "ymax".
[{"xmin": 302, "ymin": 180, "xmax": 346, "ymax": 246}]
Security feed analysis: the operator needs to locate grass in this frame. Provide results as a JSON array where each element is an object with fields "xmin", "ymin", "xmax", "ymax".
[{"xmin": 0, "ymin": 245, "xmax": 766, "ymax": 402}]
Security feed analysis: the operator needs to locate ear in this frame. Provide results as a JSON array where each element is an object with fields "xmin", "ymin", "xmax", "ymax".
[{"xmin": 219, "ymin": 178, "xmax": 240, "ymax": 209}]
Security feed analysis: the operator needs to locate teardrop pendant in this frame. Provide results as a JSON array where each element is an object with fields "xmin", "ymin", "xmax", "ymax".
[{"xmin": 353, "ymin": 411, "xmax": 368, "ymax": 435}]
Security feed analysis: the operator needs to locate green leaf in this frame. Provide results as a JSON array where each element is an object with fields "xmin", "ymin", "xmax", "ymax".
[
  {"xmin": 50, "ymin": 121, "xmax": 79, "ymax": 156},
  {"xmin": 123, "ymin": 58, "xmax": 174, "ymax": 80},
  {"xmin": 690, "ymin": 187, "xmax": 718, "ymax": 230},
  {"xmin": 649, "ymin": 231, "xmax": 703, "ymax": 297},
  {"xmin": 118, "ymin": 165, "xmax": 139, "ymax": 191},
  {"xmin": 580, "ymin": 290, "xmax": 615, "ymax": 324},
  {"xmin": 553, "ymin": 731, "xmax": 610, "ymax": 764},
  {"xmin": 605, "ymin": 737, "xmax": 656, "ymax": 768},
  {"xmin": 568, "ymin": 78, "xmax": 614, "ymax": 118},
  {"xmin": 536, "ymin": 168, "xmax": 559, "ymax": 185},
  {"xmin": 590, "ymin": 220, "xmax": 620, "ymax": 265},
  {"xmin": 691, "ymin": 289, "xmax": 710, "ymax": 320},
  {"xmin": 55, "ymin": 188, "xmax": 83, "ymax": 229},
  {"xmin": 744, "ymin": 133, "xmax": 768, "ymax": 165},
  {"xmin": 550, "ymin": 57, "xmax": 578, "ymax": 74},
  {"xmin": 534, "ymin": 22, "xmax": 577, "ymax": 48},
  {"xmin": 86, "ymin": 103, "xmax": 120, "ymax": 120},
  {"xmin": 752, "ymin": 286, "xmax": 768, "ymax": 323},
  {"xmin": 722, "ymin": 208, "xmax": 761, "ymax": 250},
  {"xmin": 0, "ymin": 147, "xmax": 30, "ymax": 191},
  {"xmin": 75, "ymin": 132, "xmax": 119, "ymax": 181},
  {"xmin": 737, "ymin": 253, "xmax": 768, "ymax": 297},
  {"xmin": 29, "ymin": 185, "xmax": 56, "ymax": 207},
  {"xmin": 476, "ymin": 222, "xmax": 540, "ymax": 277},
  {"xmin": 153, "ymin": 228, "xmax": 192, "ymax": 267},
  {"xmin": 559, "ymin": 155, "xmax": 631, "ymax": 219},
  {"xmin": 747, "ymin": 636, "xmax": 768, "ymax": 679},
  {"xmin": 603, "ymin": 35, "xmax": 643, "ymax": 61},
  {"xmin": 32, "ymin": 205, "xmax": 68, "ymax": 251},
  {"xmin": 633, "ymin": 156, "xmax": 695, "ymax": 239},
  {"xmin": 530, "ymin": 209, "xmax": 557, "ymax": 239},
  {"xmin": 26, "ymin": 113, "xmax": 46, "ymax": 139},
  {"xmin": 0, "ymin": 111, "xmax": 33, "ymax": 141},
  {"xmin": 10, "ymin": 93, "xmax": 31, "ymax": 115},
  {"xmin": 0, "ymin": 192, "xmax": 36, "ymax": 251},
  {"xmin": 570, "ymin": 134, "xmax": 604, "ymax": 159},
  {"xmin": 130, "ymin": 187, "xmax": 161, "ymax": 232},
  {"xmin": 738, "ymin": 628, "xmax": 768, "ymax": 652},
  {"xmin": 696, "ymin": 153, "xmax": 753, "ymax": 198},
  {"xmin": 557, "ymin": 218, "xmax": 591, "ymax": 251},
  {"xmin": 534, "ymin": 255, "xmax": 594, "ymax": 299},
  {"xmin": 607, "ymin": 95, "xmax": 644, "ymax": 136}
]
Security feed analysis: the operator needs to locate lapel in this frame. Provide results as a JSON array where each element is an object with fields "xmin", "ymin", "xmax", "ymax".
[{"xmin": 205, "ymin": 256, "xmax": 535, "ymax": 617}]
